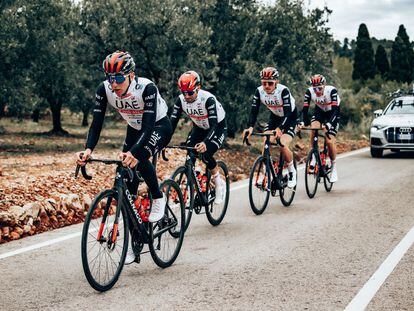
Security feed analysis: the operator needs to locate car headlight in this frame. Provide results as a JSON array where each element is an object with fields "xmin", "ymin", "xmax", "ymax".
[{"xmin": 371, "ymin": 124, "xmax": 387, "ymax": 130}]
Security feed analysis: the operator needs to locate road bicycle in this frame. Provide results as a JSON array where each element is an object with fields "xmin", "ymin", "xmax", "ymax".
[
  {"xmin": 244, "ymin": 131, "xmax": 297, "ymax": 215},
  {"xmin": 300, "ymin": 127, "xmax": 334, "ymax": 198},
  {"xmin": 75, "ymin": 154, "xmax": 185, "ymax": 292},
  {"xmin": 162, "ymin": 144, "xmax": 229, "ymax": 232}
]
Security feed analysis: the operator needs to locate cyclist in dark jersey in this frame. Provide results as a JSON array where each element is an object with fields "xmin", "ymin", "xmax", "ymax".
[
  {"xmin": 243, "ymin": 67, "xmax": 298, "ymax": 188},
  {"xmin": 75, "ymin": 51, "xmax": 172, "ymax": 264},
  {"xmin": 170, "ymin": 71, "xmax": 227, "ymax": 204},
  {"xmin": 300, "ymin": 74, "xmax": 339, "ymax": 182}
]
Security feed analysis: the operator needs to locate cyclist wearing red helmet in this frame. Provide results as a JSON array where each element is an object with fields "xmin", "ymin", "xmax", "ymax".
[
  {"xmin": 243, "ymin": 67, "xmax": 298, "ymax": 188},
  {"xmin": 170, "ymin": 70, "xmax": 227, "ymax": 204},
  {"xmin": 301, "ymin": 74, "xmax": 340, "ymax": 182},
  {"xmin": 75, "ymin": 51, "xmax": 172, "ymax": 224}
]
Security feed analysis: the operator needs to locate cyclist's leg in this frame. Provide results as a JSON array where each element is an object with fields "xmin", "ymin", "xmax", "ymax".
[
  {"xmin": 136, "ymin": 117, "xmax": 173, "ymax": 200},
  {"xmin": 201, "ymin": 121, "xmax": 227, "ymax": 174},
  {"xmin": 186, "ymin": 125, "xmax": 205, "ymax": 161},
  {"xmin": 310, "ymin": 107, "xmax": 324, "ymax": 149},
  {"xmin": 123, "ymin": 125, "xmax": 141, "ymax": 195},
  {"xmin": 324, "ymin": 111, "xmax": 339, "ymax": 182},
  {"xmin": 324, "ymin": 110, "xmax": 339, "ymax": 161},
  {"xmin": 201, "ymin": 121, "xmax": 227, "ymax": 203},
  {"xmin": 281, "ymin": 113, "xmax": 297, "ymax": 187}
]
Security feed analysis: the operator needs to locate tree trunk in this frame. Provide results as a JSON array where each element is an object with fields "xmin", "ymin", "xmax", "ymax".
[
  {"xmin": 81, "ymin": 110, "xmax": 89, "ymax": 127},
  {"xmin": 0, "ymin": 97, "xmax": 6, "ymax": 118},
  {"xmin": 32, "ymin": 108, "xmax": 40, "ymax": 123},
  {"xmin": 49, "ymin": 100, "xmax": 68, "ymax": 135}
]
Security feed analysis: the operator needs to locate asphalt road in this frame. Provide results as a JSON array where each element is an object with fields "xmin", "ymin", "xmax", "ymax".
[{"xmin": 1, "ymin": 148, "xmax": 413, "ymax": 311}]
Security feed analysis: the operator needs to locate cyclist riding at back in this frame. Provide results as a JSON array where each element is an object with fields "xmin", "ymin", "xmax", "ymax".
[
  {"xmin": 75, "ymin": 51, "xmax": 172, "ymax": 222},
  {"xmin": 169, "ymin": 70, "xmax": 227, "ymax": 204},
  {"xmin": 300, "ymin": 74, "xmax": 340, "ymax": 183},
  {"xmin": 242, "ymin": 67, "xmax": 298, "ymax": 188}
]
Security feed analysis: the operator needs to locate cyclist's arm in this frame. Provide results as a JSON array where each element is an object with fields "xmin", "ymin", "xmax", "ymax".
[
  {"xmin": 301, "ymin": 89, "xmax": 311, "ymax": 126},
  {"xmin": 203, "ymin": 97, "xmax": 219, "ymax": 144},
  {"xmin": 248, "ymin": 88, "xmax": 261, "ymax": 128},
  {"xmin": 279, "ymin": 88, "xmax": 294, "ymax": 131},
  {"xmin": 129, "ymin": 83, "xmax": 158, "ymax": 157},
  {"xmin": 328, "ymin": 88, "xmax": 339, "ymax": 125},
  {"xmin": 85, "ymin": 83, "xmax": 108, "ymax": 151},
  {"xmin": 170, "ymin": 97, "xmax": 183, "ymax": 134}
]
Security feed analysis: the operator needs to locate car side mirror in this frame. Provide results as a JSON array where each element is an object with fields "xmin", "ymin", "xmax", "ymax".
[{"xmin": 374, "ymin": 109, "xmax": 383, "ymax": 117}]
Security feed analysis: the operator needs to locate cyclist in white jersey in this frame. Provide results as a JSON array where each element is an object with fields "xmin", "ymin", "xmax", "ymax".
[
  {"xmin": 75, "ymin": 51, "xmax": 172, "ymax": 264},
  {"xmin": 300, "ymin": 74, "xmax": 340, "ymax": 182},
  {"xmin": 170, "ymin": 71, "xmax": 227, "ymax": 204},
  {"xmin": 242, "ymin": 67, "xmax": 298, "ymax": 188}
]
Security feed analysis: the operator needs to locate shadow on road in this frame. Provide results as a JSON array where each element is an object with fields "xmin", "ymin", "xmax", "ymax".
[{"xmin": 381, "ymin": 151, "xmax": 414, "ymax": 159}]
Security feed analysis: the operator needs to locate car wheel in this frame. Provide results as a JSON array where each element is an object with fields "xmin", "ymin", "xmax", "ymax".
[{"xmin": 370, "ymin": 147, "xmax": 383, "ymax": 158}]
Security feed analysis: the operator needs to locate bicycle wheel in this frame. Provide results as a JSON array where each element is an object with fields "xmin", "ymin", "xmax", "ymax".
[
  {"xmin": 248, "ymin": 156, "xmax": 271, "ymax": 215},
  {"xmin": 149, "ymin": 179, "xmax": 185, "ymax": 268},
  {"xmin": 205, "ymin": 161, "xmax": 230, "ymax": 226},
  {"xmin": 279, "ymin": 158, "xmax": 297, "ymax": 206},
  {"xmin": 81, "ymin": 189, "xmax": 129, "ymax": 292},
  {"xmin": 305, "ymin": 151, "xmax": 319, "ymax": 198},
  {"xmin": 323, "ymin": 156, "xmax": 334, "ymax": 192},
  {"xmin": 171, "ymin": 165, "xmax": 194, "ymax": 232}
]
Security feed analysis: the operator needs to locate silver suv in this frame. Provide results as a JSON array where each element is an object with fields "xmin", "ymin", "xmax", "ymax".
[{"xmin": 370, "ymin": 91, "xmax": 414, "ymax": 157}]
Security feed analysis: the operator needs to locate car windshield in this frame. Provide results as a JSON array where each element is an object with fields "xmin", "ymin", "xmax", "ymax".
[{"xmin": 384, "ymin": 99, "xmax": 414, "ymax": 115}]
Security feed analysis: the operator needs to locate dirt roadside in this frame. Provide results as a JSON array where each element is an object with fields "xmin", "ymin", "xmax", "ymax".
[{"xmin": 0, "ymin": 137, "xmax": 369, "ymax": 244}]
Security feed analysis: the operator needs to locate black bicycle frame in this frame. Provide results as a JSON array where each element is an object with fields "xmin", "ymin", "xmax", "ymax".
[
  {"xmin": 310, "ymin": 129, "xmax": 329, "ymax": 177},
  {"xmin": 76, "ymin": 157, "xmax": 175, "ymax": 245},
  {"xmin": 163, "ymin": 146, "xmax": 213, "ymax": 208},
  {"xmin": 259, "ymin": 134, "xmax": 286, "ymax": 191}
]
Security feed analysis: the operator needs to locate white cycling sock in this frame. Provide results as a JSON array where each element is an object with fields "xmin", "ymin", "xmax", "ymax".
[
  {"xmin": 287, "ymin": 161, "xmax": 295, "ymax": 173},
  {"xmin": 213, "ymin": 172, "xmax": 221, "ymax": 182}
]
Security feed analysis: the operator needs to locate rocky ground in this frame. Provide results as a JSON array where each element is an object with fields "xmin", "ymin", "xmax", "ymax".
[{"xmin": 0, "ymin": 136, "xmax": 369, "ymax": 244}]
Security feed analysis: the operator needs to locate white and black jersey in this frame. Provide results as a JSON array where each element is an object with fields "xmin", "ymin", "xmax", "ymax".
[
  {"xmin": 86, "ymin": 77, "xmax": 168, "ymax": 157},
  {"xmin": 171, "ymin": 90, "xmax": 226, "ymax": 130},
  {"xmin": 302, "ymin": 85, "xmax": 340, "ymax": 126},
  {"xmin": 170, "ymin": 89, "xmax": 226, "ymax": 145},
  {"xmin": 248, "ymin": 84, "xmax": 296, "ymax": 131}
]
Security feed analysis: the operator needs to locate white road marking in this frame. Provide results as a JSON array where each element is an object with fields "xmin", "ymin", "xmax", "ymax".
[
  {"xmin": 0, "ymin": 147, "xmax": 369, "ymax": 260},
  {"xmin": 345, "ymin": 226, "xmax": 414, "ymax": 311},
  {"xmin": 0, "ymin": 232, "xmax": 82, "ymax": 260}
]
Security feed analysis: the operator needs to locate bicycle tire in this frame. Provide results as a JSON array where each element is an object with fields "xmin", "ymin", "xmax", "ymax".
[
  {"xmin": 149, "ymin": 179, "xmax": 185, "ymax": 268},
  {"xmin": 205, "ymin": 161, "xmax": 230, "ymax": 226},
  {"xmin": 305, "ymin": 151, "xmax": 319, "ymax": 198},
  {"xmin": 279, "ymin": 158, "xmax": 297, "ymax": 206},
  {"xmin": 171, "ymin": 165, "xmax": 194, "ymax": 232},
  {"xmin": 248, "ymin": 156, "xmax": 271, "ymax": 215},
  {"xmin": 81, "ymin": 189, "xmax": 129, "ymax": 292}
]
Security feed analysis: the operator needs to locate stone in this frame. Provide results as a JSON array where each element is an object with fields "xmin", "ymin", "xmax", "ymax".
[
  {"xmin": 9, "ymin": 206, "xmax": 25, "ymax": 221},
  {"xmin": 82, "ymin": 193, "xmax": 92, "ymax": 211},
  {"xmin": 10, "ymin": 231, "xmax": 20, "ymax": 240},
  {"xmin": 23, "ymin": 225, "xmax": 31, "ymax": 234},
  {"xmin": 22, "ymin": 202, "xmax": 41, "ymax": 219},
  {"xmin": 2, "ymin": 227, "xmax": 10, "ymax": 238}
]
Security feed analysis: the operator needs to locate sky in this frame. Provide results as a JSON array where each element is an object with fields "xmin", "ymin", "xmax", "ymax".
[{"xmin": 264, "ymin": 0, "xmax": 414, "ymax": 42}]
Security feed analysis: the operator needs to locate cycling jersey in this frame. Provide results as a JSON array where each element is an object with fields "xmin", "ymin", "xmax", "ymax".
[
  {"xmin": 302, "ymin": 85, "xmax": 340, "ymax": 126},
  {"xmin": 170, "ymin": 89, "xmax": 226, "ymax": 144},
  {"xmin": 86, "ymin": 77, "xmax": 168, "ymax": 157},
  {"xmin": 248, "ymin": 84, "xmax": 296, "ymax": 131},
  {"xmin": 171, "ymin": 90, "xmax": 225, "ymax": 129}
]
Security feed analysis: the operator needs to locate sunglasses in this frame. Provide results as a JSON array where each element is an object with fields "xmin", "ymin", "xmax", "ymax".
[
  {"xmin": 107, "ymin": 74, "xmax": 126, "ymax": 84},
  {"xmin": 182, "ymin": 90, "xmax": 196, "ymax": 96},
  {"xmin": 261, "ymin": 81, "xmax": 275, "ymax": 87},
  {"xmin": 313, "ymin": 86, "xmax": 324, "ymax": 92}
]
